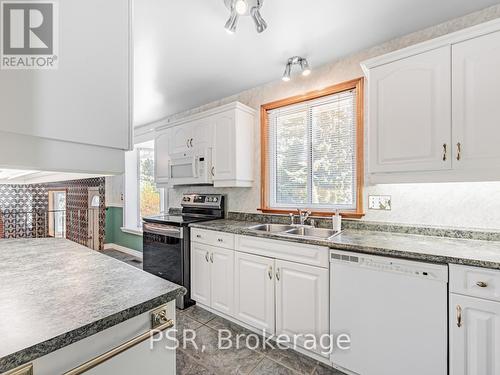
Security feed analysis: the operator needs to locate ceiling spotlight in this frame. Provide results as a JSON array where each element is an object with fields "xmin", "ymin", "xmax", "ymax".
[
  {"xmin": 224, "ymin": 8, "xmax": 239, "ymax": 34},
  {"xmin": 234, "ymin": 0, "xmax": 248, "ymax": 15},
  {"xmin": 282, "ymin": 56, "xmax": 312, "ymax": 82},
  {"xmin": 282, "ymin": 63, "xmax": 291, "ymax": 82},
  {"xmin": 224, "ymin": 0, "xmax": 267, "ymax": 34}
]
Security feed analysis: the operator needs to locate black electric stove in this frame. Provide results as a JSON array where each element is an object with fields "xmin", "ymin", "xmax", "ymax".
[{"xmin": 142, "ymin": 193, "xmax": 225, "ymax": 309}]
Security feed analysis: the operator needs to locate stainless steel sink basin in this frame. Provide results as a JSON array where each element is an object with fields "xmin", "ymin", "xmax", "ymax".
[
  {"xmin": 248, "ymin": 224, "xmax": 295, "ymax": 232},
  {"xmin": 285, "ymin": 227, "xmax": 339, "ymax": 239}
]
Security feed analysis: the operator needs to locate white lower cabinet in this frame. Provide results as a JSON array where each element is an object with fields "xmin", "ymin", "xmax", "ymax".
[
  {"xmin": 16, "ymin": 303, "xmax": 176, "ymax": 375},
  {"xmin": 450, "ymin": 294, "xmax": 500, "ymax": 375},
  {"xmin": 234, "ymin": 251, "xmax": 276, "ymax": 333},
  {"xmin": 191, "ymin": 242, "xmax": 234, "ymax": 315},
  {"xmin": 275, "ymin": 260, "xmax": 329, "ymax": 355}
]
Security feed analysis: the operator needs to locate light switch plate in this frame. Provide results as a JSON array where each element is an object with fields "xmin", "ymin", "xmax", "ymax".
[{"xmin": 368, "ymin": 195, "xmax": 392, "ymax": 210}]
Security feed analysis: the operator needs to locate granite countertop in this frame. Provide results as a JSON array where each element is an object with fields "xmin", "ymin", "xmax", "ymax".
[
  {"xmin": 0, "ymin": 238, "xmax": 185, "ymax": 373},
  {"xmin": 190, "ymin": 220, "xmax": 500, "ymax": 270}
]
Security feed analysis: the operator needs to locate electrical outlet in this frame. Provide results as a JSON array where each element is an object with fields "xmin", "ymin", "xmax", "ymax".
[{"xmin": 368, "ymin": 195, "xmax": 392, "ymax": 211}]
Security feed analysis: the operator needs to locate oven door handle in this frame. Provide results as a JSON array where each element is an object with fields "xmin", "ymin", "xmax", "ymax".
[{"xmin": 143, "ymin": 224, "xmax": 183, "ymax": 239}]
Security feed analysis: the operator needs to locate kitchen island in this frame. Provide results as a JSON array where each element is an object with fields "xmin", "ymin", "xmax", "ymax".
[{"xmin": 0, "ymin": 238, "xmax": 185, "ymax": 374}]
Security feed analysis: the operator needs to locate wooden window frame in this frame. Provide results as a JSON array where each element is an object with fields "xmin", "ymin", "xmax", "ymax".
[{"xmin": 259, "ymin": 77, "xmax": 365, "ymax": 219}]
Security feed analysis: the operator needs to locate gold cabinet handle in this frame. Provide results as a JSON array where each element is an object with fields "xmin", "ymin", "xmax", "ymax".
[
  {"xmin": 64, "ymin": 318, "xmax": 174, "ymax": 375},
  {"xmin": 442, "ymin": 143, "xmax": 447, "ymax": 161},
  {"xmin": 456, "ymin": 305, "xmax": 462, "ymax": 328},
  {"xmin": 456, "ymin": 142, "xmax": 461, "ymax": 161},
  {"xmin": 476, "ymin": 281, "xmax": 488, "ymax": 288},
  {"xmin": 205, "ymin": 251, "xmax": 209, "ymax": 262},
  {"xmin": 276, "ymin": 268, "xmax": 280, "ymax": 281},
  {"xmin": 268, "ymin": 265, "xmax": 273, "ymax": 280}
]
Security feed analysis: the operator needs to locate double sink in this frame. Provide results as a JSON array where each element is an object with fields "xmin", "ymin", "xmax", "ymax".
[{"xmin": 248, "ymin": 223, "xmax": 340, "ymax": 240}]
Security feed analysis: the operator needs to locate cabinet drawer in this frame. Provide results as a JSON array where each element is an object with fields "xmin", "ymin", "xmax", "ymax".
[
  {"xmin": 235, "ymin": 235, "xmax": 329, "ymax": 268},
  {"xmin": 191, "ymin": 228, "xmax": 235, "ymax": 249},
  {"xmin": 450, "ymin": 264, "xmax": 500, "ymax": 302}
]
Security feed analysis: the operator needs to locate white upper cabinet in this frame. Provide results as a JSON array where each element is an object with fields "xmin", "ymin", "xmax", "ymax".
[
  {"xmin": 368, "ymin": 47, "xmax": 451, "ymax": 173},
  {"xmin": 155, "ymin": 102, "xmax": 255, "ymax": 187},
  {"xmin": 213, "ymin": 106, "xmax": 254, "ymax": 187},
  {"xmin": 362, "ymin": 19, "xmax": 500, "ymax": 183},
  {"xmin": 452, "ymin": 30, "xmax": 500, "ymax": 172}
]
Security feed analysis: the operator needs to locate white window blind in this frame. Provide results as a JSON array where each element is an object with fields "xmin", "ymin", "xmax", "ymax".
[{"xmin": 267, "ymin": 89, "xmax": 357, "ymax": 210}]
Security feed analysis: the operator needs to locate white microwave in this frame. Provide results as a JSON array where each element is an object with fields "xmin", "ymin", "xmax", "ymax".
[{"xmin": 168, "ymin": 148, "xmax": 213, "ymax": 186}]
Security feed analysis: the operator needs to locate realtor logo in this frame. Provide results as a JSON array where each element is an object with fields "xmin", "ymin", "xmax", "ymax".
[{"xmin": 1, "ymin": 0, "xmax": 58, "ymax": 69}]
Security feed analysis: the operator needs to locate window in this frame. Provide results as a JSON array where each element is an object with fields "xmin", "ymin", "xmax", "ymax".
[
  {"xmin": 260, "ymin": 78, "xmax": 364, "ymax": 218},
  {"xmin": 138, "ymin": 147, "xmax": 162, "ymax": 219},
  {"xmin": 123, "ymin": 140, "xmax": 164, "ymax": 232}
]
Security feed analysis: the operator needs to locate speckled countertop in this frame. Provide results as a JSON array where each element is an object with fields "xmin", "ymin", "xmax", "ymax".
[
  {"xmin": 190, "ymin": 220, "xmax": 500, "ymax": 270},
  {"xmin": 0, "ymin": 238, "xmax": 185, "ymax": 373}
]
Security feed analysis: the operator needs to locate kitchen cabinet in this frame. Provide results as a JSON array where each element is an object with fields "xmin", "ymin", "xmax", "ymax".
[
  {"xmin": 450, "ymin": 294, "xmax": 500, "ymax": 375},
  {"xmin": 275, "ymin": 260, "xmax": 329, "ymax": 355},
  {"xmin": 16, "ymin": 303, "xmax": 176, "ymax": 375},
  {"xmin": 362, "ymin": 19, "xmax": 500, "ymax": 182},
  {"xmin": 155, "ymin": 102, "xmax": 255, "ymax": 187},
  {"xmin": 191, "ymin": 242, "xmax": 212, "ymax": 306},
  {"xmin": 212, "ymin": 106, "xmax": 254, "ymax": 187},
  {"xmin": 0, "ymin": 0, "xmax": 131, "ymax": 174},
  {"xmin": 234, "ymin": 251, "xmax": 275, "ymax": 333},
  {"xmin": 452, "ymin": 30, "xmax": 500, "ymax": 171},
  {"xmin": 450, "ymin": 264, "xmax": 500, "ymax": 375},
  {"xmin": 190, "ymin": 241, "xmax": 234, "ymax": 315},
  {"xmin": 367, "ymin": 46, "xmax": 451, "ymax": 174}
]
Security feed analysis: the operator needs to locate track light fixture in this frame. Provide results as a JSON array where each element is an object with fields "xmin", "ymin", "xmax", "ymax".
[
  {"xmin": 282, "ymin": 56, "xmax": 312, "ymax": 82},
  {"xmin": 224, "ymin": 0, "xmax": 267, "ymax": 34}
]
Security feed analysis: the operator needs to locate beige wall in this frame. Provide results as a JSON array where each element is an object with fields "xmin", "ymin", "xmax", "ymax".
[{"xmin": 167, "ymin": 4, "xmax": 500, "ymax": 231}]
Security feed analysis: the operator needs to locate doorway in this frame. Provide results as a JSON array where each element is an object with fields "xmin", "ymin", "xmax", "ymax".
[
  {"xmin": 48, "ymin": 190, "xmax": 67, "ymax": 238},
  {"xmin": 87, "ymin": 187, "xmax": 100, "ymax": 250}
]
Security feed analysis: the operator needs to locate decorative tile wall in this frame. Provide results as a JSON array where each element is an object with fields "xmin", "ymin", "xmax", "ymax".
[{"xmin": 0, "ymin": 178, "xmax": 106, "ymax": 249}]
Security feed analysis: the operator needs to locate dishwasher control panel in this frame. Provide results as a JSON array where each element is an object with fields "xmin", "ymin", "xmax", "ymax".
[{"xmin": 330, "ymin": 250, "xmax": 448, "ymax": 282}]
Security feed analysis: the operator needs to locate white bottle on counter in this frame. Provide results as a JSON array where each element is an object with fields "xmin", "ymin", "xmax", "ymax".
[{"xmin": 333, "ymin": 210, "xmax": 342, "ymax": 232}]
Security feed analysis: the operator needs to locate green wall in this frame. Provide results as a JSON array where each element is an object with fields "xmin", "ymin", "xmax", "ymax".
[{"xmin": 105, "ymin": 207, "xmax": 143, "ymax": 251}]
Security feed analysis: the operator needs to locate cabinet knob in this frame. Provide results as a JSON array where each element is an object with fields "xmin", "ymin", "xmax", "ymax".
[
  {"xmin": 217, "ymin": 238, "xmax": 223, "ymax": 242},
  {"xmin": 211, "ymin": 166, "xmax": 215, "ymax": 177},
  {"xmin": 276, "ymin": 268, "xmax": 280, "ymax": 281},
  {"xmin": 210, "ymin": 252, "xmax": 214, "ymax": 263},
  {"xmin": 196, "ymin": 234, "xmax": 201, "ymax": 238},
  {"xmin": 476, "ymin": 281, "xmax": 488, "ymax": 288},
  {"xmin": 456, "ymin": 142, "xmax": 462, "ymax": 161},
  {"xmin": 190, "ymin": 138, "xmax": 193, "ymax": 148},
  {"xmin": 186, "ymin": 139, "xmax": 190, "ymax": 148},
  {"xmin": 205, "ymin": 251, "xmax": 209, "ymax": 262},
  {"xmin": 442, "ymin": 143, "xmax": 447, "ymax": 162},
  {"xmin": 268, "ymin": 266, "xmax": 273, "ymax": 280}
]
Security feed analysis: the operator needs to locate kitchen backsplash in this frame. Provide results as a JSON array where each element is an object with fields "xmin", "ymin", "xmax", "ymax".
[{"xmin": 166, "ymin": 4, "xmax": 500, "ymax": 232}]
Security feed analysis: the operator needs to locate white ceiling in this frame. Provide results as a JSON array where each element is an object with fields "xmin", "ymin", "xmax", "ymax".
[{"xmin": 134, "ymin": 0, "xmax": 499, "ymax": 127}]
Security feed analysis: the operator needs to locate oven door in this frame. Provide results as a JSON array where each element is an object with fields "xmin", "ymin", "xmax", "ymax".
[{"xmin": 142, "ymin": 223, "xmax": 184, "ymax": 285}]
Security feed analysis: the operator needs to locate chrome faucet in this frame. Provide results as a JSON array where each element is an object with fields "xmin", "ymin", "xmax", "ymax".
[{"xmin": 297, "ymin": 209, "xmax": 311, "ymax": 226}]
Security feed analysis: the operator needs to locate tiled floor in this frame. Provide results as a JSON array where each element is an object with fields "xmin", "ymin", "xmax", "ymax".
[
  {"xmin": 101, "ymin": 248, "xmax": 345, "ymax": 375},
  {"xmin": 101, "ymin": 248, "xmax": 143, "ymax": 269},
  {"xmin": 177, "ymin": 305, "xmax": 345, "ymax": 375}
]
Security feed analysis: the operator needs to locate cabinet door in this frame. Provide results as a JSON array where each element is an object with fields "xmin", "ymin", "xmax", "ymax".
[
  {"xmin": 369, "ymin": 46, "xmax": 451, "ymax": 173},
  {"xmin": 190, "ymin": 243, "xmax": 211, "ymax": 306},
  {"xmin": 275, "ymin": 260, "xmax": 329, "ymax": 355},
  {"xmin": 450, "ymin": 294, "xmax": 500, "ymax": 375},
  {"xmin": 210, "ymin": 246, "xmax": 234, "ymax": 316},
  {"xmin": 155, "ymin": 129, "xmax": 170, "ymax": 184},
  {"xmin": 191, "ymin": 119, "xmax": 212, "ymax": 149},
  {"xmin": 234, "ymin": 252, "xmax": 275, "ymax": 333},
  {"xmin": 452, "ymin": 30, "xmax": 500, "ymax": 172},
  {"xmin": 169, "ymin": 125, "xmax": 192, "ymax": 154},
  {"xmin": 213, "ymin": 111, "xmax": 236, "ymax": 182}
]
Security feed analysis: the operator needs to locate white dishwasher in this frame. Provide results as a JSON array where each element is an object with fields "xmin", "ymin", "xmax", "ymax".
[{"xmin": 330, "ymin": 249, "xmax": 448, "ymax": 375}]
